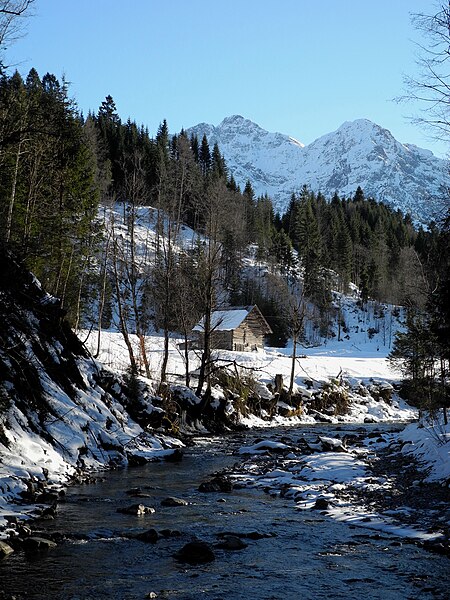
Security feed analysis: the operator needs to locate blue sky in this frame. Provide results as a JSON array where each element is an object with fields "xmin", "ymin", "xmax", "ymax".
[{"xmin": 9, "ymin": 0, "xmax": 447, "ymax": 156}]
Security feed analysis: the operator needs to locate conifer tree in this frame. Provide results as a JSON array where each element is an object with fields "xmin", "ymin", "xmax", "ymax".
[
  {"xmin": 190, "ymin": 133, "xmax": 199, "ymax": 163},
  {"xmin": 211, "ymin": 142, "xmax": 226, "ymax": 179},
  {"xmin": 199, "ymin": 134, "xmax": 211, "ymax": 176}
]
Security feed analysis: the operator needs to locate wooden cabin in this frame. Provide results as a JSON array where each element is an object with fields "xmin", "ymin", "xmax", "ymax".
[{"xmin": 193, "ymin": 305, "xmax": 272, "ymax": 351}]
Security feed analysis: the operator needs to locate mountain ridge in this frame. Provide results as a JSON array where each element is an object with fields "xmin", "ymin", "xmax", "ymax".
[{"xmin": 187, "ymin": 116, "xmax": 448, "ymax": 223}]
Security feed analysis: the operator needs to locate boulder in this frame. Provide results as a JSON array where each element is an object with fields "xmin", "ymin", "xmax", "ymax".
[
  {"xmin": 198, "ymin": 475, "xmax": 233, "ymax": 493},
  {"xmin": 423, "ymin": 539, "xmax": 450, "ymax": 556},
  {"xmin": 0, "ymin": 541, "xmax": 14, "ymax": 558},
  {"xmin": 127, "ymin": 454, "xmax": 149, "ymax": 467},
  {"xmin": 117, "ymin": 503, "xmax": 156, "ymax": 516},
  {"xmin": 313, "ymin": 498, "xmax": 329, "ymax": 510},
  {"xmin": 242, "ymin": 531, "xmax": 275, "ymax": 540},
  {"xmin": 364, "ymin": 415, "xmax": 378, "ymax": 423},
  {"xmin": 23, "ymin": 536, "xmax": 57, "ymax": 552},
  {"xmin": 125, "ymin": 487, "xmax": 153, "ymax": 498},
  {"xmin": 135, "ymin": 528, "xmax": 159, "ymax": 543},
  {"xmin": 164, "ymin": 449, "xmax": 183, "ymax": 462},
  {"xmin": 159, "ymin": 529, "xmax": 182, "ymax": 538},
  {"xmin": 38, "ymin": 504, "xmax": 58, "ymax": 519},
  {"xmin": 161, "ymin": 497, "xmax": 188, "ymax": 507},
  {"xmin": 174, "ymin": 541, "xmax": 215, "ymax": 564},
  {"xmin": 318, "ymin": 436, "xmax": 347, "ymax": 453},
  {"xmin": 216, "ymin": 535, "xmax": 248, "ymax": 550},
  {"xmin": 16, "ymin": 525, "xmax": 32, "ymax": 538}
]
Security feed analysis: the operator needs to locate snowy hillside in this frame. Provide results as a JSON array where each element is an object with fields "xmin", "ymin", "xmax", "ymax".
[
  {"xmin": 0, "ymin": 249, "xmax": 182, "ymax": 526},
  {"xmin": 187, "ymin": 116, "xmax": 448, "ymax": 224},
  {"xmin": 97, "ymin": 203, "xmax": 404, "ymax": 353},
  {"xmin": 81, "ymin": 204, "xmax": 415, "ymax": 427}
]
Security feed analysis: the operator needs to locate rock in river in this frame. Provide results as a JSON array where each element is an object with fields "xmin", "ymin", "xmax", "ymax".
[
  {"xmin": 161, "ymin": 496, "xmax": 188, "ymax": 507},
  {"xmin": 313, "ymin": 497, "xmax": 330, "ymax": 510},
  {"xmin": 135, "ymin": 529, "xmax": 159, "ymax": 543},
  {"xmin": 0, "ymin": 541, "xmax": 14, "ymax": 558},
  {"xmin": 117, "ymin": 503, "xmax": 156, "ymax": 516},
  {"xmin": 216, "ymin": 535, "xmax": 248, "ymax": 550},
  {"xmin": 174, "ymin": 541, "xmax": 215, "ymax": 564},
  {"xmin": 198, "ymin": 475, "xmax": 233, "ymax": 493},
  {"xmin": 23, "ymin": 537, "xmax": 57, "ymax": 552}
]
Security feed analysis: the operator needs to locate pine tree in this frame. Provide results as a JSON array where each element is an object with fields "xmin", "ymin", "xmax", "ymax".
[
  {"xmin": 190, "ymin": 133, "xmax": 199, "ymax": 163},
  {"xmin": 335, "ymin": 219, "xmax": 353, "ymax": 291},
  {"xmin": 98, "ymin": 94, "xmax": 120, "ymax": 124},
  {"xmin": 199, "ymin": 134, "xmax": 211, "ymax": 176},
  {"xmin": 211, "ymin": 142, "xmax": 226, "ymax": 179},
  {"xmin": 295, "ymin": 196, "xmax": 322, "ymax": 298}
]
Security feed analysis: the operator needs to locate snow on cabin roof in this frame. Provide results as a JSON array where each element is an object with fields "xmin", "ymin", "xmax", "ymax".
[{"xmin": 193, "ymin": 307, "xmax": 252, "ymax": 332}]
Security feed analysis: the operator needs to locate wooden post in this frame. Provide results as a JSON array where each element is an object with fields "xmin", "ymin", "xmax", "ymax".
[{"xmin": 274, "ymin": 374, "xmax": 283, "ymax": 395}]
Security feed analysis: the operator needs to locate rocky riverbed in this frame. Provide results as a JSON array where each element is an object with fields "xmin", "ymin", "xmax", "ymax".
[{"xmin": 0, "ymin": 424, "xmax": 449, "ymax": 600}]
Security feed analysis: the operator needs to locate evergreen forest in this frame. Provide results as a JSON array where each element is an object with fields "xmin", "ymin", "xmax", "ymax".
[{"xmin": 0, "ymin": 68, "xmax": 449, "ymax": 415}]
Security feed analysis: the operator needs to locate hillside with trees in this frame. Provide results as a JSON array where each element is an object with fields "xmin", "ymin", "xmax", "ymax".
[
  {"xmin": 0, "ymin": 63, "xmax": 448, "ymax": 422},
  {"xmin": 0, "ymin": 7, "xmax": 449, "ymax": 589}
]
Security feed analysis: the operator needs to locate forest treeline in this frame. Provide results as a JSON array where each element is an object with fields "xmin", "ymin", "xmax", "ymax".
[
  {"xmin": 0, "ymin": 69, "xmax": 442, "ymax": 311},
  {"xmin": 0, "ymin": 68, "xmax": 448, "ymax": 413}
]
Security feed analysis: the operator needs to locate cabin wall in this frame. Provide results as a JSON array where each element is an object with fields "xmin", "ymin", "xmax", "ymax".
[
  {"xmin": 232, "ymin": 321, "xmax": 264, "ymax": 351},
  {"xmin": 194, "ymin": 331, "xmax": 233, "ymax": 351}
]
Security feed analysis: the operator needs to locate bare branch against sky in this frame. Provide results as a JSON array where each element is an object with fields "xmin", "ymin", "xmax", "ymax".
[
  {"xmin": 397, "ymin": 2, "xmax": 450, "ymax": 145},
  {"xmin": 0, "ymin": 0, "xmax": 35, "ymax": 69}
]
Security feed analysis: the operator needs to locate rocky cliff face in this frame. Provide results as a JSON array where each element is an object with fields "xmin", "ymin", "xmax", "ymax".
[
  {"xmin": 0, "ymin": 247, "xmax": 180, "ymax": 519},
  {"xmin": 187, "ymin": 115, "xmax": 448, "ymax": 224}
]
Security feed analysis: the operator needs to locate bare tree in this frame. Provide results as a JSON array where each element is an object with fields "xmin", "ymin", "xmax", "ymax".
[
  {"xmin": 122, "ymin": 151, "xmax": 152, "ymax": 379},
  {"xmin": 398, "ymin": 3, "xmax": 450, "ymax": 143},
  {"xmin": 0, "ymin": 1, "xmax": 35, "ymax": 69},
  {"xmin": 287, "ymin": 290, "xmax": 307, "ymax": 399},
  {"xmin": 195, "ymin": 179, "xmax": 228, "ymax": 398},
  {"xmin": 266, "ymin": 272, "xmax": 307, "ymax": 399},
  {"xmin": 110, "ymin": 215, "xmax": 138, "ymax": 373},
  {"xmin": 150, "ymin": 135, "xmax": 195, "ymax": 386},
  {"xmin": 173, "ymin": 253, "xmax": 201, "ymax": 388}
]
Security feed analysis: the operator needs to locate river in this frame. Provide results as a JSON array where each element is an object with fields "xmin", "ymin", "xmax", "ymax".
[{"xmin": 0, "ymin": 424, "xmax": 448, "ymax": 599}]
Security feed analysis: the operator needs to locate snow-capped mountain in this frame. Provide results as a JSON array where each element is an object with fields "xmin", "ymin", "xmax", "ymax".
[{"xmin": 187, "ymin": 115, "xmax": 448, "ymax": 224}]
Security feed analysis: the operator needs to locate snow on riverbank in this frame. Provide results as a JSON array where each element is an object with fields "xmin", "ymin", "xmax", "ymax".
[
  {"xmin": 398, "ymin": 415, "xmax": 450, "ymax": 483},
  {"xmin": 0, "ymin": 356, "xmax": 183, "ymax": 534},
  {"xmin": 231, "ymin": 427, "xmax": 448, "ymax": 542},
  {"xmin": 81, "ymin": 328, "xmax": 417, "ymax": 427}
]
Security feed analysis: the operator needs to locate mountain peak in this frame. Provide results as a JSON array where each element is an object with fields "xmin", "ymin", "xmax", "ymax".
[
  {"xmin": 218, "ymin": 114, "xmax": 266, "ymax": 134},
  {"xmin": 219, "ymin": 114, "xmax": 246, "ymax": 126},
  {"xmin": 187, "ymin": 116, "xmax": 447, "ymax": 223}
]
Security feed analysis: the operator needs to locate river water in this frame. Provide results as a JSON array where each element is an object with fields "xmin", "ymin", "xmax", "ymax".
[{"xmin": 0, "ymin": 424, "xmax": 448, "ymax": 599}]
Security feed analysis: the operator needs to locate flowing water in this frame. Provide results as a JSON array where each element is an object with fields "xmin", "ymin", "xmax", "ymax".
[{"xmin": 0, "ymin": 424, "xmax": 448, "ymax": 599}]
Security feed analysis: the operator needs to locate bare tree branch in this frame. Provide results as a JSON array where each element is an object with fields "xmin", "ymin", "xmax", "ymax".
[
  {"xmin": 395, "ymin": 3, "xmax": 450, "ymax": 145},
  {"xmin": 0, "ymin": 0, "xmax": 34, "ymax": 16},
  {"xmin": 0, "ymin": 0, "xmax": 35, "ymax": 68}
]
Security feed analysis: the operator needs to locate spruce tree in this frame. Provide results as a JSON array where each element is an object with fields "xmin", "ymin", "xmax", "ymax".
[{"xmin": 199, "ymin": 134, "xmax": 211, "ymax": 176}]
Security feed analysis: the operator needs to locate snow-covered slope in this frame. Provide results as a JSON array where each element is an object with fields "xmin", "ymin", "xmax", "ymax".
[
  {"xmin": 0, "ymin": 249, "xmax": 182, "ymax": 526},
  {"xmin": 187, "ymin": 116, "xmax": 448, "ymax": 224}
]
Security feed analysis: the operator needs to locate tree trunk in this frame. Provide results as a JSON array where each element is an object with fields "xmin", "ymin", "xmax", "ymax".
[
  {"xmin": 60, "ymin": 244, "xmax": 74, "ymax": 311},
  {"xmin": 128, "ymin": 201, "xmax": 151, "ymax": 378},
  {"xmin": 183, "ymin": 329, "xmax": 190, "ymax": 388},
  {"xmin": 196, "ymin": 304, "xmax": 211, "ymax": 397},
  {"xmin": 288, "ymin": 335, "xmax": 297, "ymax": 399},
  {"xmin": 94, "ymin": 231, "xmax": 111, "ymax": 358},
  {"xmin": 5, "ymin": 138, "xmax": 23, "ymax": 243},
  {"xmin": 160, "ymin": 326, "xmax": 170, "ymax": 384},
  {"xmin": 112, "ymin": 235, "xmax": 137, "ymax": 373}
]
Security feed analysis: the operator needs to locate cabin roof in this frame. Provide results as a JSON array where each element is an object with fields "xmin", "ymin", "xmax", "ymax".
[{"xmin": 193, "ymin": 305, "xmax": 272, "ymax": 334}]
